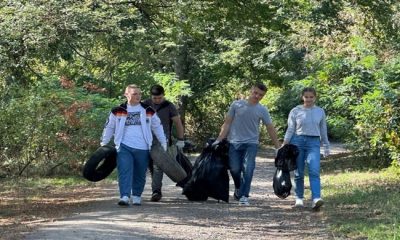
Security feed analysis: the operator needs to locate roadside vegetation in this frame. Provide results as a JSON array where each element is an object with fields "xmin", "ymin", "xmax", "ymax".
[
  {"xmin": 321, "ymin": 154, "xmax": 400, "ymax": 239},
  {"xmin": 0, "ymin": 1, "xmax": 399, "ymax": 239}
]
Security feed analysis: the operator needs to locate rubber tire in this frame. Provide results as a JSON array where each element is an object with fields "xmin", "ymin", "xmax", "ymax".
[
  {"xmin": 83, "ymin": 145, "xmax": 117, "ymax": 182},
  {"xmin": 150, "ymin": 144, "xmax": 187, "ymax": 183}
]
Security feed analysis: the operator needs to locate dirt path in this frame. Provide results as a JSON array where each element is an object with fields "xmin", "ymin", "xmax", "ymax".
[{"xmin": 23, "ymin": 145, "xmax": 346, "ymax": 240}]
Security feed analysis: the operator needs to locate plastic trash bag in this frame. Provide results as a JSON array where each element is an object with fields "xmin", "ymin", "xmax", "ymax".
[
  {"xmin": 275, "ymin": 144, "xmax": 299, "ymax": 172},
  {"xmin": 182, "ymin": 139, "xmax": 229, "ymax": 202},
  {"xmin": 273, "ymin": 144, "xmax": 299, "ymax": 199},
  {"xmin": 272, "ymin": 169, "xmax": 292, "ymax": 199}
]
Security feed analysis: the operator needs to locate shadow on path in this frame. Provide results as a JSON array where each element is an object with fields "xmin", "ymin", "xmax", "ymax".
[{"xmin": 23, "ymin": 146, "xmax": 348, "ymax": 240}]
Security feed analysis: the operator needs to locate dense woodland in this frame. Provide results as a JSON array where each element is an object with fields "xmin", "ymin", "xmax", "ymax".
[{"xmin": 0, "ymin": 0, "xmax": 399, "ymax": 177}]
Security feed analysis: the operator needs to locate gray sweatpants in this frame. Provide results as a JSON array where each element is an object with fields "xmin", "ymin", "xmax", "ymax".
[{"xmin": 151, "ymin": 164, "xmax": 163, "ymax": 193}]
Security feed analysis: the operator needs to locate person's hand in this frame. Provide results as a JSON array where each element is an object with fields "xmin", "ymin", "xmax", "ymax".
[
  {"xmin": 175, "ymin": 140, "xmax": 185, "ymax": 150},
  {"xmin": 211, "ymin": 140, "xmax": 220, "ymax": 147},
  {"xmin": 323, "ymin": 146, "xmax": 330, "ymax": 158},
  {"xmin": 274, "ymin": 148, "xmax": 279, "ymax": 158},
  {"xmin": 161, "ymin": 143, "xmax": 168, "ymax": 152}
]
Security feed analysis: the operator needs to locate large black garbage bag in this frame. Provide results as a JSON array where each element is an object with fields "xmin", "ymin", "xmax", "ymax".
[
  {"xmin": 273, "ymin": 169, "xmax": 292, "ymax": 199},
  {"xmin": 273, "ymin": 144, "xmax": 299, "ymax": 199},
  {"xmin": 275, "ymin": 144, "xmax": 299, "ymax": 172},
  {"xmin": 175, "ymin": 150, "xmax": 194, "ymax": 188},
  {"xmin": 182, "ymin": 139, "xmax": 229, "ymax": 202}
]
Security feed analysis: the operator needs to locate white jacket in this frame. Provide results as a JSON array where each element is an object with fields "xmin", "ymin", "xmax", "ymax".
[{"xmin": 100, "ymin": 102, "xmax": 167, "ymax": 150}]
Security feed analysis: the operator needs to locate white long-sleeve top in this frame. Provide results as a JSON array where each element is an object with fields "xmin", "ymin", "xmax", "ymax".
[
  {"xmin": 100, "ymin": 102, "xmax": 167, "ymax": 150},
  {"xmin": 284, "ymin": 105, "xmax": 330, "ymax": 147}
]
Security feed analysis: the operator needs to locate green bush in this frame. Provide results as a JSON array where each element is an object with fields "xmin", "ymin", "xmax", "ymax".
[{"xmin": 0, "ymin": 76, "xmax": 118, "ymax": 177}]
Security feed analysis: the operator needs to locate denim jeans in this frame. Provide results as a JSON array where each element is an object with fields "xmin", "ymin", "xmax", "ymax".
[
  {"xmin": 117, "ymin": 143, "xmax": 150, "ymax": 198},
  {"xmin": 229, "ymin": 143, "xmax": 258, "ymax": 198},
  {"xmin": 290, "ymin": 135, "xmax": 321, "ymax": 200}
]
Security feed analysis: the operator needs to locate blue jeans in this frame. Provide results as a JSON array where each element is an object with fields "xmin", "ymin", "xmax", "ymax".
[
  {"xmin": 229, "ymin": 143, "xmax": 258, "ymax": 198},
  {"xmin": 117, "ymin": 144, "xmax": 150, "ymax": 198},
  {"xmin": 290, "ymin": 135, "xmax": 321, "ymax": 200}
]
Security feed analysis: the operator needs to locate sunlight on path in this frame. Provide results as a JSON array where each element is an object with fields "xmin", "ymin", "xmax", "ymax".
[{"xmin": 24, "ymin": 145, "xmax": 348, "ymax": 240}]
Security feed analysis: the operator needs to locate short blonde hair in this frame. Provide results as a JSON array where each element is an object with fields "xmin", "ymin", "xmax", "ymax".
[{"xmin": 126, "ymin": 84, "xmax": 139, "ymax": 89}]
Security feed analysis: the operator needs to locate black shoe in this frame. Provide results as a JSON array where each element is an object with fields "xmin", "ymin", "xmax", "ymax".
[
  {"xmin": 151, "ymin": 191, "xmax": 162, "ymax": 202},
  {"xmin": 233, "ymin": 189, "xmax": 240, "ymax": 201}
]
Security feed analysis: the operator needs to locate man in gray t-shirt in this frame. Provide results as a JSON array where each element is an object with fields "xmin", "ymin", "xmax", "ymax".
[
  {"xmin": 143, "ymin": 85, "xmax": 185, "ymax": 202},
  {"xmin": 214, "ymin": 83, "xmax": 280, "ymax": 206}
]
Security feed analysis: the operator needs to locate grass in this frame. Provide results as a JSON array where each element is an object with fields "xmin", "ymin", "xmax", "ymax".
[
  {"xmin": 320, "ymin": 156, "xmax": 400, "ymax": 239},
  {"xmin": 0, "ymin": 171, "xmax": 117, "ymax": 193},
  {"xmin": 0, "ymin": 172, "xmax": 117, "ymax": 240}
]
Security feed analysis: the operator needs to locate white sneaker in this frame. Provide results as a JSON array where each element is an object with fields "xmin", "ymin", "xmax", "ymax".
[
  {"xmin": 132, "ymin": 196, "xmax": 141, "ymax": 205},
  {"xmin": 239, "ymin": 196, "xmax": 249, "ymax": 206},
  {"xmin": 312, "ymin": 198, "xmax": 324, "ymax": 210},
  {"xmin": 294, "ymin": 198, "xmax": 304, "ymax": 208},
  {"xmin": 118, "ymin": 196, "xmax": 130, "ymax": 206}
]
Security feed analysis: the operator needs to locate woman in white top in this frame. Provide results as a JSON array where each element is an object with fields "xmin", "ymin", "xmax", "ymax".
[{"xmin": 282, "ymin": 87, "xmax": 330, "ymax": 210}]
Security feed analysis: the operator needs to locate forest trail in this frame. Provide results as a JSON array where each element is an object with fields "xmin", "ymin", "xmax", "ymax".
[{"xmin": 23, "ymin": 144, "xmax": 347, "ymax": 240}]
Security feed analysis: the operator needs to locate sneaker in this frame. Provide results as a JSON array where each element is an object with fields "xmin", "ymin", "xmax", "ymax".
[
  {"xmin": 239, "ymin": 196, "xmax": 249, "ymax": 206},
  {"xmin": 150, "ymin": 191, "xmax": 162, "ymax": 202},
  {"xmin": 118, "ymin": 196, "xmax": 130, "ymax": 206},
  {"xmin": 233, "ymin": 189, "xmax": 240, "ymax": 201},
  {"xmin": 132, "ymin": 196, "xmax": 142, "ymax": 205},
  {"xmin": 294, "ymin": 198, "xmax": 304, "ymax": 208},
  {"xmin": 312, "ymin": 198, "xmax": 324, "ymax": 210}
]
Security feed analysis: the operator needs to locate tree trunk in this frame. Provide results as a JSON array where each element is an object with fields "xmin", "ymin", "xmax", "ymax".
[{"xmin": 174, "ymin": 36, "xmax": 190, "ymax": 129}]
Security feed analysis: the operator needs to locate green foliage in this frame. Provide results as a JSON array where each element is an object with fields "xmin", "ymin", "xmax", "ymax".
[
  {"xmin": 149, "ymin": 73, "xmax": 192, "ymax": 104},
  {"xmin": 0, "ymin": 0, "xmax": 399, "ymax": 174},
  {"xmin": 0, "ymin": 76, "xmax": 117, "ymax": 177}
]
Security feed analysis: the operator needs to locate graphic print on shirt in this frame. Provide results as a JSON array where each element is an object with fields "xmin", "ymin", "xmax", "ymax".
[{"xmin": 125, "ymin": 112, "xmax": 141, "ymax": 126}]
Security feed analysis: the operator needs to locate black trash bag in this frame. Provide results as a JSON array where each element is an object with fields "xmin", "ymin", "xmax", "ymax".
[
  {"xmin": 275, "ymin": 144, "xmax": 299, "ymax": 172},
  {"xmin": 273, "ymin": 169, "xmax": 292, "ymax": 199},
  {"xmin": 182, "ymin": 139, "xmax": 229, "ymax": 202},
  {"xmin": 175, "ymin": 150, "xmax": 194, "ymax": 188},
  {"xmin": 83, "ymin": 145, "xmax": 117, "ymax": 182}
]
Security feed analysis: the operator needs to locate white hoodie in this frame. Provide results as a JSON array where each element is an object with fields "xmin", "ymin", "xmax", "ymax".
[{"xmin": 100, "ymin": 102, "xmax": 166, "ymax": 150}]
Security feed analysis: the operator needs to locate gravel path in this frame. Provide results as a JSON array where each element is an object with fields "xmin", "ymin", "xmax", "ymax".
[{"xmin": 24, "ymin": 145, "xmax": 347, "ymax": 240}]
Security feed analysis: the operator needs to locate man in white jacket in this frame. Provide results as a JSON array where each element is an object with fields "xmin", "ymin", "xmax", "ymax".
[{"xmin": 101, "ymin": 84, "xmax": 167, "ymax": 206}]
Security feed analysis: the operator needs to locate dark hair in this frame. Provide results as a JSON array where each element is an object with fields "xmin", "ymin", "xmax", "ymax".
[
  {"xmin": 301, "ymin": 87, "xmax": 317, "ymax": 97},
  {"xmin": 150, "ymin": 84, "xmax": 165, "ymax": 96},
  {"xmin": 254, "ymin": 82, "xmax": 267, "ymax": 92}
]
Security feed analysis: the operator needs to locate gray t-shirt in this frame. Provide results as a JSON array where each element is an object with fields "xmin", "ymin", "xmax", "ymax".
[
  {"xmin": 284, "ymin": 105, "xmax": 329, "ymax": 146},
  {"xmin": 143, "ymin": 99, "xmax": 179, "ymax": 141},
  {"xmin": 227, "ymin": 100, "xmax": 272, "ymax": 144}
]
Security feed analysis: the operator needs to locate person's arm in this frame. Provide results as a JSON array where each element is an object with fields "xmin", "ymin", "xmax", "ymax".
[
  {"xmin": 320, "ymin": 110, "xmax": 329, "ymax": 146},
  {"xmin": 216, "ymin": 116, "xmax": 233, "ymax": 142},
  {"xmin": 171, "ymin": 115, "xmax": 184, "ymax": 140},
  {"xmin": 151, "ymin": 113, "xmax": 167, "ymax": 149},
  {"xmin": 100, "ymin": 113, "xmax": 115, "ymax": 146},
  {"xmin": 283, "ymin": 109, "xmax": 296, "ymax": 145},
  {"xmin": 266, "ymin": 123, "xmax": 280, "ymax": 149},
  {"xmin": 172, "ymin": 115, "xmax": 185, "ymax": 149},
  {"xmin": 320, "ymin": 109, "xmax": 330, "ymax": 157}
]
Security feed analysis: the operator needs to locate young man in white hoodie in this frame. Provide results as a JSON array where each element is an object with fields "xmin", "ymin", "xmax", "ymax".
[{"xmin": 101, "ymin": 84, "xmax": 167, "ymax": 206}]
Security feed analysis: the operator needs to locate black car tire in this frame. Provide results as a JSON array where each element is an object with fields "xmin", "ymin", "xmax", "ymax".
[{"xmin": 83, "ymin": 145, "xmax": 117, "ymax": 182}]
